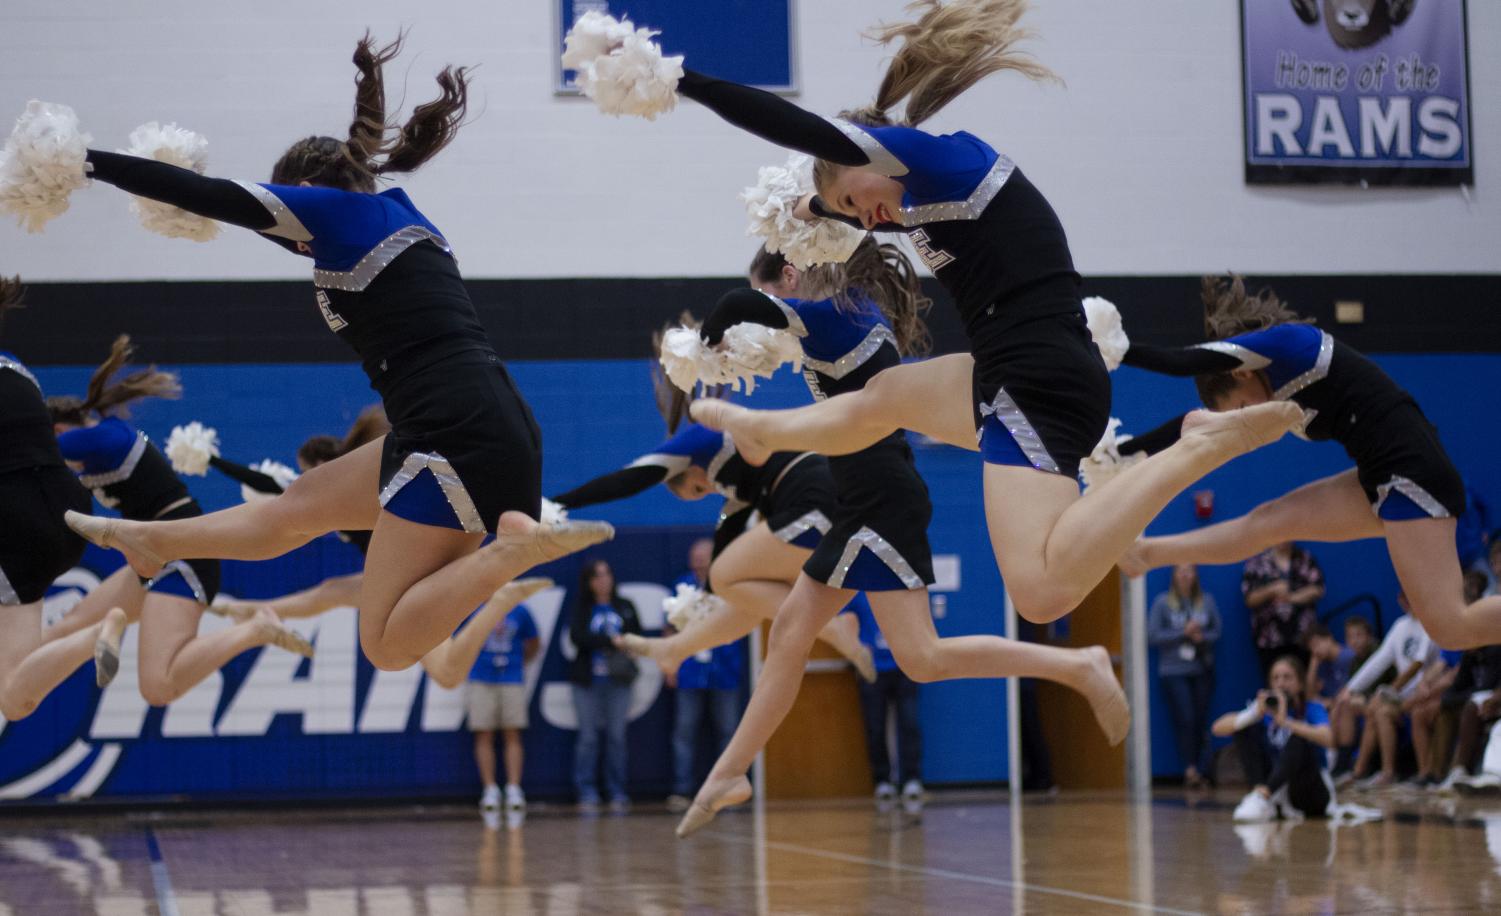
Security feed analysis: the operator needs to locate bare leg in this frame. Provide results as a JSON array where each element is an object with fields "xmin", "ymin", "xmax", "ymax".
[
  {"xmin": 502, "ymin": 728, "xmax": 524, "ymax": 787},
  {"xmin": 136, "ymin": 595, "xmax": 306, "ymax": 707},
  {"xmin": 986, "ymin": 402, "xmax": 1301, "ymax": 623},
  {"xmin": 1353, "ymin": 708, "xmax": 1379, "ymax": 777},
  {"xmin": 678, "ymin": 576, "xmax": 855, "ymax": 836},
  {"xmin": 1412, "ymin": 699, "xmax": 1435, "ymax": 776},
  {"xmin": 473, "ymin": 730, "xmax": 497, "ymax": 786},
  {"xmin": 40, "ymin": 567, "xmax": 145, "ymax": 643},
  {"xmin": 0, "ymin": 601, "xmax": 123, "ymax": 721},
  {"xmin": 68, "ymin": 438, "xmax": 385, "ymax": 576},
  {"xmin": 1454, "ymin": 702, "xmax": 1482, "ymax": 773},
  {"xmin": 1385, "ymin": 517, "xmax": 1501, "ymax": 650},
  {"xmin": 214, "ymin": 573, "xmax": 365, "ymax": 622},
  {"xmin": 1374, "ymin": 703, "xmax": 1399, "ymax": 781},
  {"xmin": 1120, "ymin": 470, "xmax": 1383, "ymax": 577},
  {"xmin": 868, "ymin": 589, "xmax": 1129, "ymax": 745},
  {"xmin": 359, "ymin": 510, "xmax": 609, "ymax": 671},
  {"xmin": 420, "ymin": 578, "xmax": 553, "ymax": 689}
]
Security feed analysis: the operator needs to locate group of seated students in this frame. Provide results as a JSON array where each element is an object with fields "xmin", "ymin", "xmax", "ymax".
[{"xmin": 1221, "ymin": 560, "xmax": 1501, "ymax": 822}]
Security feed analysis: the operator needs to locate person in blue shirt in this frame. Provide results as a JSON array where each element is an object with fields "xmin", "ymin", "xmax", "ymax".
[
  {"xmin": 568, "ymin": 559, "xmax": 643, "ymax": 812},
  {"xmin": 0, "ymin": 277, "xmax": 102, "ymax": 720},
  {"xmin": 61, "ymin": 34, "xmax": 610, "ymax": 677},
  {"xmin": 628, "ymin": 0, "xmax": 1298, "ymax": 638},
  {"xmin": 851, "ymin": 596, "xmax": 925, "ymax": 804},
  {"xmin": 49, "ymin": 336, "xmax": 313, "ymax": 708},
  {"xmin": 465, "ymin": 588, "xmax": 543, "ymax": 814},
  {"xmin": 664, "ymin": 538, "xmax": 746, "ymax": 812},
  {"xmin": 1147, "ymin": 564, "xmax": 1221, "ymax": 788},
  {"xmin": 1214, "ymin": 654, "xmax": 1335, "ymax": 821},
  {"xmin": 1117, "ymin": 274, "xmax": 1499, "ymax": 651}
]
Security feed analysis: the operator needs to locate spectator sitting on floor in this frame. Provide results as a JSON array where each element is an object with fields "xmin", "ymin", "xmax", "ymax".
[
  {"xmin": 1243, "ymin": 542, "xmax": 1325, "ymax": 678},
  {"xmin": 1215, "ymin": 655, "xmax": 1335, "ymax": 822},
  {"xmin": 1148, "ymin": 563, "xmax": 1221, "ymax": 788},
  {"xmin": 1437, "ymin": 574, "xmax": 1501, "ymax": 792},
  {"xmin": 1337, "ymin": 599, "xmax": 1443, "ymax": 790}
]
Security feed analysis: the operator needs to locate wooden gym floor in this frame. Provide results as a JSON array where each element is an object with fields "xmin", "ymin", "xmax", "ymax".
[{"xmin": 3, "ymin": 789, "xmax": 1500, "ymax": 914}]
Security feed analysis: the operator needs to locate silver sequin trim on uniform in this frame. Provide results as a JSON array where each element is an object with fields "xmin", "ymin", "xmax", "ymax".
[
  {"xmin": 1372, "ymin": 475, "xmax": 1451, "ymax": 519},
  {"xmin": 1273, "ymin": 331, "xmax": 1334, "ymax": 401},
  {"xmin": 1290, "ymin": 408, "xmax": 1318, "ymax": 442},
  {"xmin": 234, "ymin": 181, "xmax": 312, "ymax": 242},
  {"xmin": 707, "ymin": 433, "xmax": 740, "ymax": 502},
  {"xmin": 378, "ymin": 451, "xmax": 487, "ymax": 534},
  {"xmin": 831, "ymin": 119, "xmax": 908, "ymax": 177},
  {"xmin": 827, "ymin": 526, "xmax": 925, "ymax": 590},
  {"xmin": 0, "ymin": 356, "xmax": 41, "ymax": 391},
  {"xmin": 1194, "ymin": 340, "xmax": 1272, "ymax": 369},
  {"xmin": 149, "ymin": 560, "xmax": 209, "ymax": 606},
  {"xmin": 629, "ymin": 452, "xmax": 693, "ymax": 477},
  {"xmin": 770, "ymin": 295, "xmax": 808, "ymax": 337},
  {"xmin": 772, "ymin": 509, "xmax": 831, "ymax": 544},
  {"xmin": 0, "ymin": 563, "xmax": 20, "ymax": 605},
  {"xmin": 78, "ymin": 432, "xmax": 149, "ymax": 490},
  {"xmin": 898, "ymin": 155, "xmax": 1015, "ymax": 227},
  {"xmin": 802, "ymin": 325, "xmax": 896, "ymax": 380},
  {"xmin": 978, "ymin": 388, "xmax": 1061, "ymax": 475},
  {"xmin": 314, "ymin": 227, "xmax": 453, "ymax": 293}
]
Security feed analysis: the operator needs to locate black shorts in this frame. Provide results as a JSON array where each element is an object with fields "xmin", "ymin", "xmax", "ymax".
[
  {"xmin": 760, "ymin": 454, "xmax": 837, "ymax": 550},
  {"xmin": 0, "ymin": 466, "xmax": 91, "ymax": 606},
  {"xmin": 1349, "ymin": 402, "xmax": 1466, "ymax": 521},
  {"xmin": 146, "ymin": 502, "xmax": 221, "ymax": 605},
  {"xmin": 803, "ymin": 435, "xmax": 935, "ymax": 592},
  {"xmin": 969, "ymin": 306, "xmax": 1111, "ymax": 481},
  {"xmin": 378, "ymin": 352, "xmax": 543, "ymax": 535}
]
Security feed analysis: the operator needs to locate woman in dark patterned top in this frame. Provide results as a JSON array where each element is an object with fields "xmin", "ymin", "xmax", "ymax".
[{"xmin": 1242, "ymin": 542, "xmax": 1325, "ymax": 677}]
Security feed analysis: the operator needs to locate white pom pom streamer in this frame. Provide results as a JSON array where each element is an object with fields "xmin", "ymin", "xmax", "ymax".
[
  {"xmin": 121, "ymin": 122, "xmax": 220, "ymax": 242},
  {"xmin": 1083, "ymin": 296, "xmax": 1129, "ymax": 371},
  {"xmin": 662, "ymin": 583, "xmax": 727, "ymax": 632},
  {"xmin": 741, "ymin": 153, "xmax": 865, "ymax": 269},
  {"xmin": 657, "ymin": 323, "xmax": 803, "ymax": 395},
  {"xmin": 241, "ymin": 459, "xmax": 299, "ymax": 504},
  {"xmin": 1079, "ymin": 418, "xmax": 1143, "ymax": 491},
  {"xmin": 164, "ymin": 422, "xmax": 219, "ymax": 476},
  {"xmin": 0, "ymin": 101, "xmax": 92, "ymax": 233},
  {"xmin": 539, "ymin": 497, "xmax": 569, "ymax": 525},
  {"xmin": 562, "ymin": 11, "xmax": 683, "ymax": 120}
]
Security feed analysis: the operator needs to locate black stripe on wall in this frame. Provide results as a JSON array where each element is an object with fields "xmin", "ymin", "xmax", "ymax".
[{"xmin": 4, "ymin": 274, "xmax": 1497, "ymax": 365}]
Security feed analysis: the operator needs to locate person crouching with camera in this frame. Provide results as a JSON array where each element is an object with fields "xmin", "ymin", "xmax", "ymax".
[{"xmin": 1215, "ymin": 654, "xmax": 1334, "ymax": 822}]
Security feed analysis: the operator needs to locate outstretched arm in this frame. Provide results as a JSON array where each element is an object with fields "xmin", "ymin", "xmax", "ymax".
[
  {"xmin": 85, "ymin": 151, "xmax": 275, "ymax": 230},
  {"xmin": 209, "ymin": 456, "xmax": 286, "ymax": 495},
  {"xmin": 1121, "ymin": 342, "xmax": 1244, "ymax": 378},
  {"xmin": 678, "ymin": 69, "xmax": 869, "ymax": 167},
  {"xmin": 700, "ymin": 288, "xmax": 794, "ymax": 344},
  {"xmin": 551, "ymin": 465, "xmax": 672, "ymax": 510},
  {"xmin": 1117, "ymin": 414, "xmax": 1191, "ymax": 458}
]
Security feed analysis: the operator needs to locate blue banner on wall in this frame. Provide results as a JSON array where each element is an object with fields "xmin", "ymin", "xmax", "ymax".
[
  {"xmin": 557, "ymin": 0, "xmax": 795, "ymax": 93},
  {"xmin": 1241, "ymin": 0, "xmax": 1473, "ymax": 185}
]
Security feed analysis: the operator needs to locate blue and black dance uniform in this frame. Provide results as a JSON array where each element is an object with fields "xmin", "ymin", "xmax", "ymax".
[
  {"xmin": 700, "ymin": 288, "xmax": 935, "ymax": 591},
  {"xmin": 675, "ymin": 70, "xmax": 1109, "ymax": 479},
  {"xmin": 83, "ymin": 151, "xmax": 540, "ymax": 534},
  {"xmin": 56, "ymin": 416, "xmax": 220, "ymax": 604},
  {"xmin": 1122, "ymin": 323, "xmax": 1464, "ymax": 520},
  {"xmin": 0, "ymin": 352, "xmax": 92, "ymax": 605},
  {"xmin": 552, "ymin": 422, "xmax": 836, "ymax": 557}
]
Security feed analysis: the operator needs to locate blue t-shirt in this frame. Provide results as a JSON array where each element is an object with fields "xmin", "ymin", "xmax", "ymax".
[
  {"xmin": 851, "ymin": 594, "xmax": 896, "ymax": 674},
  {"xmin": 466, "ymin": 605, "xmax": 538, "ymax": 685},
  {"xmin": 1314, "ymin": 647, "xmax": 1355, "ymax": 699},
  {"xmin": 671, "ymin": 572, "xmax": 746, "ymax": 691},
  {"xmin": 588, "ymin": 604, "xmax": 626, "ymax": 681},
  {"xmin": 1264, "ymin": 699, "xmax": 1329, "ymax": 757}
]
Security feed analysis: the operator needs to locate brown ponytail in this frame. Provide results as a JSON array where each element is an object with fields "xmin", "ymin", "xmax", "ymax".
[
  {"xmin": 651, "ymin": 313, "xmax": 731, "ymax": 434},
  {"xmin": 0, "ymin": 275, "xmax": 24, "ymax": 335},
  {"xmin": 1200, "ymin": 273, "xmax": 1313, "ymax": 341},
  {"xmin": 748, "ymin": 239, "xmax": 932, "ymax": 358},
  {"xmin": 297, "ymin": 403, "xmax": 389, "ymax": 469},
  {"xmin": 271, "ymin": 32, "xmax": 472, "ymax": 192},
  {"xmin": 47, "ymin": 335, "xmax": 181, "ymax": 425}
]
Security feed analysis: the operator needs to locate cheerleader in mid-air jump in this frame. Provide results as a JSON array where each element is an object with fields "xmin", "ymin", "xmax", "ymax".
[
  {"xmin": 669, "ymin": 241, "xmax": 1128, "ymax": 835},
  {"xmin": 41, "ymin": 33, "xmax": 610, "ymax": 671},
  {"xmin": 571, "ymin": 0, "xmax": 1300, "ymax": 632},
  {"xmin": 1114, "ymin": 275, "xmax": 1500, "ymax": 650},
  {"xmin": 0, "ymin": 277, "xmax": 112, "ymax": 720}
]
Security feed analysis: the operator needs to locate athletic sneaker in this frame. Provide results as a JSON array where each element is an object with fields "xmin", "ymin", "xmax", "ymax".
[
  {"xmin": 1355, "ymin": 772, "xmax": 1393, "ymax": 791},
  {"xmin": 504, "ymin": 784, "xmax": 526, "ymax": 811},
  {"xmin": 1456, "ymin": 772, "xmax": 1501, "ymax": 795},
  {"xmin": 608, "ymin": 796, "xmax": 631, "ymax": 814},
  {"xmin": 874, "ymin": 782, "xmax": 897, "ymax": 802},
  {"xmin": 1435, "ymin": 767, "xmax": 1469, "ymax": 794},
  {"xmin": 901, "ymin": 780, "xmax": 925, "ymax": 803},
  {"xmin": 480, "ymin": 783, "xmax": 501, "ymax": 811},
  {"xmin": 666, "ymin": 794, "xmax": 692, "ymax": 813},
  {"xmin": 1232, "ymin": 790, "xmax": 1276, "ymax": 823}
]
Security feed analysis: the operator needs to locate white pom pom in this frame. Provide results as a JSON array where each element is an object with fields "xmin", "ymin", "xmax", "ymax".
[
  {"xmin": 662, "ymin": 583, "xmax": 726, "ymax": 632},
  {"xmin": 1079, "ymin": 418, "xmax": 1144, "ymax": 491},
  {"xmin": 241, "ymin": 459, "xmax": 299, "ymax": 503},
  {"xmin": 563, "ymin": 11, "xmax": 683, "ymax": 120},
  {"xmin": 657, "ymin": 322, "xmax": 803, "ymax": 395},
  {"xmin": 1083, "ymin": 296, "xmax": 1129, "ymax": 371},
  {"xmin": 539, "ymin": 497, "xmax": 569, "ymax": 525},
  {"xmin": 742, "ymin": 153, "xmax": 865, "ymax": 269},
  {"xmin": 659, "ymin": 326, "xmax": 713, "ymax": 393},
  {"xmin": 120, "ymin": 122, "xmax": 220, "ymax": 242},
  {"xmin": 0, "ymin": 101, "xmax": 92, "ymax": 233},
  {"xmin": 164, "ymin": 422, "xmax": 219, "ymax": 476}
]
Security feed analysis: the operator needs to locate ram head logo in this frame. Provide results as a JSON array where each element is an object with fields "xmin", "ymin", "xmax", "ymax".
[{"xmin": 1292, "ymin": 0, "xmax": 1415, "ymax": 49}]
